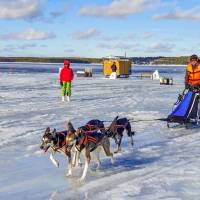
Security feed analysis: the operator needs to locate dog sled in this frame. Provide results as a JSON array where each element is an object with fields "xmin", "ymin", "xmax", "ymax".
[{"xmin": 167, "ymin": 87, "xmax": 200, "ymax": 128}]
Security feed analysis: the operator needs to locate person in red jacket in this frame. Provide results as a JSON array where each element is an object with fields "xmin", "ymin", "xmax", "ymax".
[{"xmin": 59, "ymin": 59, "xmax": 74, "ymax": 102}]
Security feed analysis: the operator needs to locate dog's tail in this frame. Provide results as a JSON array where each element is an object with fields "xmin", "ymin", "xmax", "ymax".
[
  {"xmin": 126, "ymin": 121, "xmax": 135, "ymax": 137},
  {"xmin": 127, "ymin": 131, "xmax": 135, "ymax": 137}
]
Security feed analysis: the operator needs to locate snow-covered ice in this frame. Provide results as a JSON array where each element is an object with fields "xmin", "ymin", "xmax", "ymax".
[{"xmin": 0, "ymin": 63, "xmax": 199, "ymax": 200}]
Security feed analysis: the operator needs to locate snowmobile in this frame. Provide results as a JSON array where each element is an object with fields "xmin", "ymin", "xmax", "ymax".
[{"xmin": 167, "ymin": 86, "xmax": 200, "ymax": 128}]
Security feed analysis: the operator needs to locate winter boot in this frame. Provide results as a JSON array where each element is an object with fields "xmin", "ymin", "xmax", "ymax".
[
  {"xmin": 67, "ymin": 96, "xmax": 70, "ymax": 102},
  {"xmin": 62, "ymin": 96, "xmax": 65, "ymax": 102}
]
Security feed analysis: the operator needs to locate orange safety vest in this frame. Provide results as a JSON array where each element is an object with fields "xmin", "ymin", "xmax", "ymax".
[{"xmin": 186, "ymin": 63, "xmax": 200, "ymax": 85}]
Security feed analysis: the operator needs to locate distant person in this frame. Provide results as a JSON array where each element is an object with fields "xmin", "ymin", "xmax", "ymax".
[
  {"xmin": 110, "ymin": 62, "xmax": 117, "ymax": 79},
  {"xmin": 59, "ymin": 60, "xmax": 74, "ymax": 102},
  {"xmin": 185, "ymin": 54, "xmax": 200, "ymax": 90},
  {"xmin": 111, "ymin": 62, "xmax": 117, "ymax": 72}
]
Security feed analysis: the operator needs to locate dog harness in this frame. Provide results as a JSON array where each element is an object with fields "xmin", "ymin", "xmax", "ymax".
[
  {"xmin": 57, "ymin": 131, "xmax": 68, "ymax": 148},
  {"xmin": 85, "ymin": 124, "xmax": 105, "ymax": 132},
  {"xmin": 111, "ymin": 124, "xmax": 127, "ymax": 134},
  {"xmin": 76, "ymin": 131, "xmax": 103, "ymax": 152},
  {"xmin": 85, "ymin": 124, "xmax": 96, "ymax": 131}
]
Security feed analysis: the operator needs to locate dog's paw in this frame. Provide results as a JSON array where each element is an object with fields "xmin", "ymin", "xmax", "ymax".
[
  {"xmin": 50, "ymin": 157, "xmax": 59, "ymax": 168},
  {"xmin": 72, "ymin": 163, "xmax": 76, "ymax": 167},
  {"xmin": 77, "ymin": 178, "xmax": 85, "ymax": 184},
  {"xmin": 53, "ymin": 161, "xmax": 59, "ymax": 168},
  {"xmin": 78, "ymin": 162, "xmax": 83, "ymax": 167},
  {"xmin": 111, "ymin": 158, "xmax": 115, "ymax": 165},
  {"xmin": 66, "ymin": 172, "xmax": 72, "ymax": 177},
  {"xmin": 114, "ymin": 148, "xmax": 121, "ymax": 154},
  {"xmin": 72, "ymin": 163, "xmax": 82, "ymax": 168},
  {"xmin": 90, "ymin": 169, "xmax": 96, "ymax": 175}
]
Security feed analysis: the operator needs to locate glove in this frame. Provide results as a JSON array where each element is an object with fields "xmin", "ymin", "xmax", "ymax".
[
  {"xmin": 60, "ymin": 81, "xmax": 63, "ymax": 86},
  {"xmin": 185, "ymin": 83, "xmax": 190, "ymax": 89},
  {"xmin": 192, "ymin": 85, "xmax": 200, "ymax": 92}
]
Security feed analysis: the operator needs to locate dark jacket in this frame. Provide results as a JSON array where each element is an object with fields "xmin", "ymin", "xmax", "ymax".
[{"xmin": 111, "ymin": 64, "xmax": 117, "ymax": 72}]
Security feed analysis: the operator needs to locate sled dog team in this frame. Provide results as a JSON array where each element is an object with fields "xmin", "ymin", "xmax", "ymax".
[
  {"xmin": 41, "ymin": 54, "xmax": 200, "ymax": 181},
  {"xmin": 40, "ymin": 116, "xmax": 135, "ymax": 181}
]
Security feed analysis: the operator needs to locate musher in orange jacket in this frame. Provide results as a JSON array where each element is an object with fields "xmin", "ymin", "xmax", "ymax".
[{"xmin": 185, "ymin": 54, "xmax": 200, "ymax": 90}]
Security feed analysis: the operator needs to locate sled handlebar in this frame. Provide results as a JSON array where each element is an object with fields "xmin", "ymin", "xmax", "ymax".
[{"xmin": 188, "ymin": 85, "xmax": 200, "ymax": 92}]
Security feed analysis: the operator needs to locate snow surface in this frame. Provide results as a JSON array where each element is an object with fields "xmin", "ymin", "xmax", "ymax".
[{"xmin": 0, "ymin": 63, "xmax": 199, "ymax": 200}]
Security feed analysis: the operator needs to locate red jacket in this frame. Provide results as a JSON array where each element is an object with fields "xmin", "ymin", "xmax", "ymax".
[{"xmin": 60, "ymin": 66, "xmax": 74, "ymax": 82}]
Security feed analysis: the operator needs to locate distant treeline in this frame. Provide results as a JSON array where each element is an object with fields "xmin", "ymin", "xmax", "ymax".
[
  {"xmin": 0, "ymin": 57, "xmax": 102, "ymax": 64},
  {"xmin": 129, "ymin": 56, "xmax": 190, "ymax": 65},
  {"xmin": 152, "ymin": 56, "xmax": 189, "ymax": 65},
  {"xmin": 0, "ymin": 56, "xmax": 190, "ymax": 65},
  {"xmin": 129, "ymin": 56, "xmax": 163, "ymax": 64}
]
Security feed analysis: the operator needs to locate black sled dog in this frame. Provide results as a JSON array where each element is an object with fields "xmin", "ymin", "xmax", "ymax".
[{"xmin": 106, "ymin": 116, "xmax": 135, "ymax": 153}]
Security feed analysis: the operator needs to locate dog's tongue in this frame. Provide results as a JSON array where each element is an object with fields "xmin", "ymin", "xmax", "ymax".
[{"xmin": 41, "ymin": 150, "xmax": 46, "ymax": 154}]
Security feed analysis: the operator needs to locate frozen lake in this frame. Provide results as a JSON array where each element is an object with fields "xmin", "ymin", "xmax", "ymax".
[{"xmin": 0, "ymin": 63, "xmax": 199, "ymax": 200}]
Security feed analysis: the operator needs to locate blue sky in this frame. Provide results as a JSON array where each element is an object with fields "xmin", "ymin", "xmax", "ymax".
[{"xmin": 0, "ymin": 0, "xmax": 200, "ymax": 58}]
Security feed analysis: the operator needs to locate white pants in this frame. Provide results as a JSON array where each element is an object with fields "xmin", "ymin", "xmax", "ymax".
[{"xmin": 110, "ymin": 72, "xmax": 117, "ymax": 79}]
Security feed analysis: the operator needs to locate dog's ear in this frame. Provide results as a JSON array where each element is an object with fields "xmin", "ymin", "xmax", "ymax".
[
  {"xmin": 108, "ymin": 117, "xmax": 118, "ymax": 131},
  {"xmin": 52, "ymin": 128, "xmax": 56, "ymax": 138},
  {"xmin": 67, "ymin": 121, "xmax": 76, "ymax": 133},
  {"xmin": 45, "ymin": 127, "xmax": 50, "ymax": 133}
]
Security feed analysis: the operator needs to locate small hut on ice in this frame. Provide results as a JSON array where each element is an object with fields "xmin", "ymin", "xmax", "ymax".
[{"xmin": 103, "ymin": 56, "xmax": 132, "ymax": 78}]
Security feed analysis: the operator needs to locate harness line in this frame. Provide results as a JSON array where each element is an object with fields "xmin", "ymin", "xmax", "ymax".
[{"xmin": 103, "ymin": 118, "xmax": 167, "ymax": 124}]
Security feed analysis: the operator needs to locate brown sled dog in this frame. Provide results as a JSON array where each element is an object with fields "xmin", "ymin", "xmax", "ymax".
[{"xmin": 66, "ymin": 121, "xmax": 114, "ymax": 181}]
